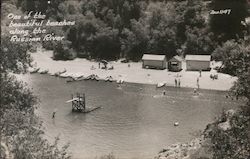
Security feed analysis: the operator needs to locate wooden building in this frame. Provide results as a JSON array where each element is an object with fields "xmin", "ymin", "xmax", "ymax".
[
  {"xmin": 168, "ymin": 55, "xmax": 182, "ymax": 72},
  {"xmin": 142, "ymin": 54, "xmax": 166, "ymax": 70},
  {"xmin": 185, "ymin": 55, "xmax": 211, "ymax": 71}
]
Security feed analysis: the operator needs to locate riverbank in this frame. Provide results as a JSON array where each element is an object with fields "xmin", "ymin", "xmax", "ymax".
[
  {"xmin": 29, "ymin": 50, "xmax": 237, "ymax": 91},
  {"xmin": 155, "ymin": 109, "xmax": 240, "ymax": 159}
]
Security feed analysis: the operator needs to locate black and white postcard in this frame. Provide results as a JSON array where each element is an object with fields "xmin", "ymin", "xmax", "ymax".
[{"xmin": 1, "ymin": 0, "xmax": 250, "ymax": 159}]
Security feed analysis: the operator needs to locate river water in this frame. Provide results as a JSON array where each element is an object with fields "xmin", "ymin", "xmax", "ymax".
[{"xmin": 20, "ymin": 74, "xmax": 240, "ymax": 159}]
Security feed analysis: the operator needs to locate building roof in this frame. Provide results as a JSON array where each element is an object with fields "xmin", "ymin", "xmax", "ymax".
[
  {"xmin": 169, "ymin": 55, "xmax": 182, "ymax": 62},
  {"xmin": 185, "ymin": 55, "xmax": 211, "ymax": 61},
  {"xmin": 142, "ymin": 54, "xmax": 166, "ymax": 61}
]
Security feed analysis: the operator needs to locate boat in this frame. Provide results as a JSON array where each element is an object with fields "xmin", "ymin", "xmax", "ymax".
[
  {"xmin": 66, "ymin": 77, "xmax": 75, "ymax": 83},
  {"xmin": 40, "ymin": 69, "xmax": 49, "ymax": 74},
  {"xmin": 76, "ymin": 76, "xmax": 85, "ymax": 81},
  {"xmin": 30, "ymin": 68, "xmax": 40, "ymax": 74},
  {"xmin": 91, "ymin": 74, "xmax": 100, "ymax": 81},
  {"xmin": 157, "ymin": 83, "xmax": 165, "ymax": 88},
  {"xmin": 116, "ymin": 79, "xmax": 124, "ymax": 84},
  {"xmin": 90, "ymin": 75, "xmax": 95, "ymax": 80},
  {"xmin": 93, "ymin": 75, "xmax": 100, "ymax": 81},
  {"xmin": 55, "ymin": 69, "xmax": 67, "ymax": 76},
  {"xmin": 105, "ymin": 76, "xmax": 114, "ymax": 82},
  {"xmin": 49, "ymin": 72, "xmax": 55, "ymax": 76},
  {"xmin": 85, "ymin": 74, "xmax": 93, "ymax": 80},
  {"xmin": 85, "ymin": 74, "xmax": 100, "ymax": 81},
  {"xmin": 59, "ymin": 72, "xmax": 70, "ymax": 78}
]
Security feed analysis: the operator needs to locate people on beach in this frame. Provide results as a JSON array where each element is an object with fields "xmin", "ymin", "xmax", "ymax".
[
  {"xmin": 197, "ymin": 77, "xmax": 200, "ymax": 89},
  {"xmin": 199, "ymin": 70, "xmax": 202, "ymax": 77},
  {"xmin": 108, "ymin": 66, "xmax": 114, "ymax": 70},
  {"xmin": 98, "ymin": 62, "xmax": 100, "ymax": 69},
  {"xmin": 178, "ymin": 78, "xmax": 181, "ymax": 88},
  {"xmin": 91, "ymin": 65, "xmax": 96, "ymax": 70},
  {"xmin": 175, "ymin": 78, "xmax": 177, "ymax": 87}
]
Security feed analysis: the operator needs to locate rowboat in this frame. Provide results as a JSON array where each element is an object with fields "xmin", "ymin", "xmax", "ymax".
[{"xmin": 157, "ymin": 83, "xmax": 165, "ymax": 88}]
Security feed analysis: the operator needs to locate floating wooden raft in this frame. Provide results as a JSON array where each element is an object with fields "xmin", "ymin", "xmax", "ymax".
[
  {"xmin": 74, "ymin": 106, "xmax": 101, "ymax": 113},
  {"xmin": 67, "ymin": 93, "xmax": 101, "ymax": 113}
]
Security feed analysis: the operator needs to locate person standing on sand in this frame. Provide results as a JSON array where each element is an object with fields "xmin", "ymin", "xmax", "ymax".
[
  {"xmin": 199, "ymin": 70, "xmax": 202, "ymax": 77},
  {"xmin": 178, "ymin": 78, "xmax": 181, "ymax": 88},
  {"xmin": 175, "ymin": 78, "xmax": 177, "ymax": 87},
  {"xmin": 197, "ymin": 77, "xmax": 200, "ymax": 89}
]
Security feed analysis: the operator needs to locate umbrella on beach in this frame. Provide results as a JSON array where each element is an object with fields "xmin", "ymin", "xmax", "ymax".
[
  {"xmin": 100, "ymin": 60, "xmax": 108, "ymax": 69},
  {"xmin": 101, "ymin": 60, "xmax": 108, "ymax": 64}
]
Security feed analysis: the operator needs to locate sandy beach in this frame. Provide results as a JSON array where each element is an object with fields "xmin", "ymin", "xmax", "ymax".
[{"xmin": 29, "ymin": 50, "xmax": 237, "ymax": 91}]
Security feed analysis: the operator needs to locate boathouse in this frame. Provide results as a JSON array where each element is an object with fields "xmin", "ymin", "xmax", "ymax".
[
  {"xmin": 185, "ymin": 55, "xmax": 211, "ymax": 71},
  {"xmin": 142, "ymin": 54, "xmax": 166, "ymax": 70},
  {"xmin": 168, "ymin": 55, "xmax": 182, "ymax": 72}
]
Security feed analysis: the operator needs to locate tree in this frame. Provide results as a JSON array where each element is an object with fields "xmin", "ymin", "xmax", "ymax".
[
  {"xmin": 91, "ymin": 27, "xmax": 120, "ymax": 60},
  {"xmin": 228, "ymin": 37, "xmax": 250, "ymax": 102},
  {"xmin": 184, "ymin": 27, "xmax": 215, "ymax": 55},
  {"xmin": 205, "ymin": 109, "xmax": 250, "ymax": 159},
  {"xmin": 17, "ymin": 0, "xmax": 67, "ymax": 20},
  {"xmin": 53, "ymin": 40, "xmax": 75, "ymax": 60},
  {"xmin": 121, "ymin": 19, "xmax": 149, "ymax": 61},
  {"xmin": 0, "ymin": 35, "xmax": 32, "ymax": 74},
  {"xmin": 146, "ymin": 2, "xmax": 178, "ymax": 58},
  {"xmin": 209, "ymin": 0, "xmax": 249, "ymax": 43},
  {"xmin": 205, "ymin": 35, "xmax": 250, "ymax": 159},
  {"xmin": 0, "ymin": 34, "xmax": 71, "ymax": 158},
  {"xmin": 212, "ymin": 39, "xmax": 250, "ymax": 76}
]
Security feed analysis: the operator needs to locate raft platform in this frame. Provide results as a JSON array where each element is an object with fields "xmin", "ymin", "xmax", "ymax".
[
  {"xmin": 67, "ymin": 93, "xmax": 101, "ymax": 113},
  {"xmin": 72, "ymin": 106, "xmax": 101, "ymax": 113}
]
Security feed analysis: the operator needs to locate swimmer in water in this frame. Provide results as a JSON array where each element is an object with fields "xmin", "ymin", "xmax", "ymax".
[
  {"xmin": 163, "ymin": 90, "xmax": 166, "ymax": 95},
  {"xmin": 193, "ymin": 88, "xmax": 197, "ymax": 94},
  {"xmin": 52, "ymin": 111, "xmax": 56, "ymax": 119}
]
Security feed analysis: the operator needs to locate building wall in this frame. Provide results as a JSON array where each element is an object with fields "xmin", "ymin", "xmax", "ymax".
[
  {"xmin": 186, "ymin": 60, "xmax": 210, "ymax": 71},
  {"xmin": 143, "ymin": 59, "xmax": 166, "ymax": 69}
]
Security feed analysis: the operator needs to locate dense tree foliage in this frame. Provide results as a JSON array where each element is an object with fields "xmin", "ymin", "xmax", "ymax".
[
  {"xmin": 2, "ymin": 0, "xmax": 249, "ymax": 60},
  {"xmin": 1, "ymin": 29, "xmax": 71, "ymax": 159},
  {"xmin": 205, "ymin": 108, "xmax": 250, "ymax": 159},
  {"xmin": 0, "ymin": 37, "xmax": 71, "ymax": 159},
  {"xmin": 209, "ymin": 0, "xmax": 249, "ymax": 43},
  {"xmin": 3, "ymin": 0, "xmax": 224, "ymax": 61},
  {"xmin": 206, "ymin": 36, "xmax": 250, "ymax": 159}
]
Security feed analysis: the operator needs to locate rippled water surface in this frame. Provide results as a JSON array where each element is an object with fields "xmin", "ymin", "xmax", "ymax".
[{"xmin": 20, "ymin": 74, "xmax": 241, "ymax": 159}]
